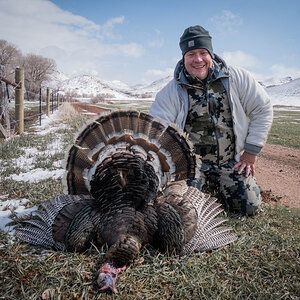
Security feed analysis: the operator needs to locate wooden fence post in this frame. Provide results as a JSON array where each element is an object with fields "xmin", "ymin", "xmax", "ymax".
[
  {"xmin": 46, "ymin": 88, "xmax": 50, "ymax": 117},
  {"xmin": 15, "ymin": 67, "xmax": 24, "ymax": 135}
]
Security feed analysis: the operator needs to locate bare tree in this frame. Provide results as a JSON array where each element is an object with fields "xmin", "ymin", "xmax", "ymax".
[
  {"xmin": 0, "ymin": 40, "xmax": 21, "ymax": 78},
  {"xmin": 0, "ymin": 40, "xmax": 21, "ymax": 135},
  {"xmin": 21, "ymin": 54, "xmax": 57, "ymax": 100}
]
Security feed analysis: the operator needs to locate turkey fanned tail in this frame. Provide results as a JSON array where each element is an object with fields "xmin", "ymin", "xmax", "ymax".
[
  {"xmin": 15, "ymin": 194, "xmax": 97, "ymax": 251},
  {"xmin": 64, "ymin": 110, "xmax": 197, "ymax": 196},
  {"xmin": 155, "ymin": 181, "xmax": 237, "ymax": 256}
]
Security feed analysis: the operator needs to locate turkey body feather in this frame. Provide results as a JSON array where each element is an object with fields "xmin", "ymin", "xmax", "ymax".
[{"xmin": 15, "ymin": 110, "xmax": 237, "ymax": 293}]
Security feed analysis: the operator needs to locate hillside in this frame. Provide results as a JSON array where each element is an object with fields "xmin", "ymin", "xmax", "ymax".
[
  {"xmin": 59, "ymin": 75, "xmax": 133, "ymax": 99},
  {"xmin": 131, "ymin": 75, "xmax": 173, "ymax": 96},
  {"xmin": 259, "ymin": 76, "xmax": 293, "ymax": 87},
  {"xmin": 266, "ymin": 77, "xmax": 300, "ymax": 96},
  {"xmin": 48, "ymin": 72, "xmax": 300, "ymax": 106},
  {"xmin": 265, "ymin": 78, "xmax": 300, "ymax": 106}
]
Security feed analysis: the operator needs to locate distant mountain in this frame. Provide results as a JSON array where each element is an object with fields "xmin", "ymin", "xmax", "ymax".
[
  {"xmin": 260, "ymin": 76, "xmax": 293, "ymax": 88},
  {"xmin": 46, "ymin": 70, "xmax": 70, "ymax": 90},
  {"xmin": 266, "ymin": 78, "xmax": 300, "ymax": 96},
  {"xmin": 102, "ymin": 79, "xmax": 132, "ymax": 93},
  {"xmin": 48, "ymin": 73, "xmax": 133, "ymax": 99},
  {"xmin": 47, "ymin": 71, "xmax": 173, "ymax": 99},
  {"xmin": 60, "ymin": 75, "xmax": 123, "ymax": 98},
  {"xmin": 265, "ymin": 78, "xmax": 300, "ymax": 106},
  {"xmin": 132, "ymin": 75, "xmax": 173, "ymax": 97},
  {"xmin": 46, "ymin": 71, "xmax": 300, "ymax": 106}
]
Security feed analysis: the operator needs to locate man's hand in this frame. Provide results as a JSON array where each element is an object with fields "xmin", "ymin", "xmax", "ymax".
[{"xmin": 232, "ymin": 152, "xmax": 257, "ymax": 177}]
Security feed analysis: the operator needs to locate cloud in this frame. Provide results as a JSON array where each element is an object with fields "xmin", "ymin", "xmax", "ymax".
[
  {"xmin": 0, "ymin": 0, "xmax": 144, "ymax": 79},
  {"xmin": 100, "ymin": 16, "xmax": 125, "ymax": 38},
  {"xmin": 0, "ymin": 0, "xmax": 100, "ymax": 50},
  {"xmin": 211, "ymin": 10, "xmax": 243, "ymax": 33},
  {"xmin": 148, "ymin": 38, "xmax": 164, "ymax": 48},
  {"xmin": 119, "ymin": 43, "xmax": 145, "ymax": 57},
  {"xmin": 222, "ymin": 51, "xmax": 260, "ymax": 68},
  {"xmin": 147, "ymin": 29, "xmax": 164, "ymax": 48},
  {"xmin": 142, "ymin": 68, "xmax": 173, "ymax": 83},
  {"xmin": 221, "ymin": 53, "xmax": 300, "ymax": 80}
]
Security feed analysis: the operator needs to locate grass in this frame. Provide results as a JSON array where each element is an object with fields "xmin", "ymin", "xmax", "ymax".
[
  {"xmin": 268, "ymin": 107, "xmax": 300, "ymax": 148},
  {"xmin": 0, "ymin": 207, "xmax": 299, "ymax": 299},
  {"xmin": 95, "ymin": 100, "xmax": 153, "ymax": 113},
  {"xmin": 0, "ymin": 104, "xmax": 299, "ymax": 299}
]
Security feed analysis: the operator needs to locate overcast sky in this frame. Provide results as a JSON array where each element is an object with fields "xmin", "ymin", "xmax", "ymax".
[{"xmin": 1, "ymin": 0, "xmax": 300, "ymax": 85}]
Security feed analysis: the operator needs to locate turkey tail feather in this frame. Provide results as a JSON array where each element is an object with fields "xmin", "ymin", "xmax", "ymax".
[
  {"xmin": 156, "ymin": 181, "xmax": 237, "ymax": 255},
  {"xmin": 182, "ymin": 188, "xmax": 237, "ymax": 255},
  {"xmin": 15, "ymin": 194, "xmax": 95, "ymax": 250},
  {"xmin": 158, "ymin": 125, "xmax": 196, "ymax": 180},
  {"xmin": 16, "ymin": 227, "xmax": 58, "ymax": 249}
]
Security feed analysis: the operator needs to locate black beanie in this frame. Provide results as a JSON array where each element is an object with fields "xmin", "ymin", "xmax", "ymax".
[{"xmin": 179, "ymin": 25, "xmax": 214, "ymax": 58}]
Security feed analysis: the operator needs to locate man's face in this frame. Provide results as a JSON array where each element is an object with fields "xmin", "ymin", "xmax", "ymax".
[{"xmin": 184, "ymin": 49, "xmax": 213, "ymax": 80}]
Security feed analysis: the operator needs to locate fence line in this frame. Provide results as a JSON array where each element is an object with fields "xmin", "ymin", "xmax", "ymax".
[
  {"xmin": 0, "ymin": 75, "xmax": 20, "ymax": 88},
  {"xmin": 0, "ymin": 68, "xmax": 65, "ymax": 138}
]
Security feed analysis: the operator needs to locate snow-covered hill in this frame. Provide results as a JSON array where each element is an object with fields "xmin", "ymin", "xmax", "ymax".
[
  {"xmin": 102, "ymin": 79, "xmax": 133, "ymax": 94},
  {"xmin": 47, "ymin": 71, "xmax": 300, "ymax": 106},
  {"xmin": 259, "ymin": 76, "xmax": 293, "ymax": 88},
  {"xmin": 60, "ymin": 75, "xmax": 134, "ymax": 99},
  {"xmin": 132, "ymin": 75, "xmax": 173, "ymax": 97},
  {"xmin": 266, "ymin": 78, "xmax": 300, "ymax": 96},
  {"xmin": 47, "ymin": 72, "xmax": 173, "ymax": 99},
  {"xmin": 265, "ymin": 78, "xmax": 300, "ymax": 106}
]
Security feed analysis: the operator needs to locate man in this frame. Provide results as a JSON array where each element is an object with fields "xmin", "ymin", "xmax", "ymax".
[{"xmin": 149, "ymin": 25, "xmax": 273, "ymax": 216}]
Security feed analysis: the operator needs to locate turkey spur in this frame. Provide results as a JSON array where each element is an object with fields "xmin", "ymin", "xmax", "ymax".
[{"xmin": 16, "ymin": 110, "xmax": 237, "ymax": 293}]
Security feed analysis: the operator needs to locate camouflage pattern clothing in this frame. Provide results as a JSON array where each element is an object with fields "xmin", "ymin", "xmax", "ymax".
[
  {"xmin": 187, "ymin": 161, "xmax": 261, "ymax": 216},
  {"xmin": 183, "ymin": 62, "xmax": 235, "ymax": 164},
  {"xmin": 180, "ymin": 60, "xmax": 261, "ymax": 216}
]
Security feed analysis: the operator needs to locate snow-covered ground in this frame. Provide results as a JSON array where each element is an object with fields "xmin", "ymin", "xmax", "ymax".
[
  {"xmin": 0, "ymin": 196, "xmax": 37, "ymax": 236},
  {"xmin": 0, "ymin": 109, "xmax": 67, "ymax": 233}
]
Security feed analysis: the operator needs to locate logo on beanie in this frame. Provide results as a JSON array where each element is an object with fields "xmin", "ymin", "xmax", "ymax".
[{"xmin": 188, "ymin": 40, "xmax": 194, "ymax": 47}]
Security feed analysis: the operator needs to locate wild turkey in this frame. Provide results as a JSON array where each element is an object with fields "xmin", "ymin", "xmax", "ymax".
[{"xmin": 16, "ymin": 110, "xmax": 237, "ymax": 293}]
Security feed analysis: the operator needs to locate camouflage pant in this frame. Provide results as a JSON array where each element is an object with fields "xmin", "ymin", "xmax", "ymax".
[{"xmin": 187, "ymin": 160, "xmax": 261, "ymax": 216}]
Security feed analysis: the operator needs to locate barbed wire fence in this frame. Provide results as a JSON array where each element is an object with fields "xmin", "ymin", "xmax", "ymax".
[{"xmin": 0, "ymin": 67, "xmax": 65, "ymax": 138}]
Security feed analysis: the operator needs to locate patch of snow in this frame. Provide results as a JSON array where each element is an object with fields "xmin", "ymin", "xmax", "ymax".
[
  {"xmin": 15, "ymin": 156, "xmax": 35, "ymax": 170},
  {"xmin": 10, "ymin": 144, "xmax": 63, "ymax": 172},
  {"xmin": 31, "ymin": 112, "xmax": 68, "ymax": 135},
  {"xmin": 7, "ymin": 168, "xmax": 65, "ymax": 183},
  {"xmin": 268, "ymin": 95, "xmax": 300, "ymax": 107},
  {"xmin": 53, "ymin": 160, "xmax": 63, "ymax": 168},
  {"xmin": 0, "ymin": 106, "xmax": 70, "ymax": 236},
  {"xmin": 0, "ymin": 198, "xmax": 37, "ymax": 233},
  {"xmin": 82, "ymin": 112, "xmax": 98, "ymax": 116},
  {"xmin": 46, "ymin": 140, "xmax": 65, "ymax": 154}
]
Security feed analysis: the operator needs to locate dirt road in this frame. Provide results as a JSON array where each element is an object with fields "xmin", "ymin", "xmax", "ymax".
[{"xmin": 256, "ymin": 143, "xmax": 300, "ymax": 208}]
